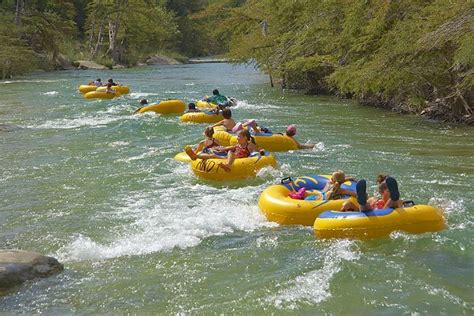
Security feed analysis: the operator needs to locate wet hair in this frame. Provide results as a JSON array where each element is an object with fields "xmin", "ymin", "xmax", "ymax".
[
  {"xmin": 204, "ymin": 126, "xmax": 214, "ymax": 138},
  {"xmin": 222, "ymin": 108, "xmax": 232, "ymax": 119},
  {"xmin": 332, "ymin": 170, "xmax": 345, "ymax": 184},
  {"xmin": 140, "ymin": 99, "xmax": 148, "ymax": 105},
  {"xmin": 376, "ymin": 174, "xmax": 387, "ymax": 184},
  {"xmin": 212, "ymin": 89, "xmax": 219, "ymax": 95},
  {"xmin": 188, "ymin": 102, "xmax": 196, "ymax": 110}
]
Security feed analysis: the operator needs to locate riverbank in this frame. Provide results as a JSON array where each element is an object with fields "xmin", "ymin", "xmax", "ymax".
[{"xmin": 4, "ymin": 56, "xmax": 472, "ymax": 125}]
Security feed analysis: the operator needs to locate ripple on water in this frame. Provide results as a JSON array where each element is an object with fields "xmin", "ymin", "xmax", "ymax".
[{"xmin": 265, "ymin": 240, "xmax": 360, "ymax": 309}]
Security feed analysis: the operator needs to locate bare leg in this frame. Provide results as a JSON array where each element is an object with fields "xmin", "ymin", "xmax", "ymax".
[
  {"xmin": 218, "ymin": 152, "xmax": 235, "ymax": 172},
  {"xmin": 184, "ymin": 145, "xmax": 198, "ymax": 160}
]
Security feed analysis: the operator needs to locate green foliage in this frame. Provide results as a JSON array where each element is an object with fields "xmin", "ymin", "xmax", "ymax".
[
  {"xmin": 221, "ymin": 0, "xmax": 473, "ymax": 118},
  {"xmin": 0, "ymin": 12, "xmax": 36, "ymax": 78},
  {"xmin": 85, "ymin": 0, "xmax": 178, "ymax": 64}
]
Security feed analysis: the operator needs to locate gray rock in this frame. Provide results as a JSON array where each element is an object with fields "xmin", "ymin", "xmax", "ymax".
[
  {"xmin": 0, "ymin": 249, "xmax": 63, "ymax": 295},
  {"xmin": 75, "ymin": 60, "xmax": 108, "ymax": 70},
  {"xmin": 55, "ymin": 54, "xmax": 74, "ymax": 70},
  {"xmin": 145, "ymin": 55, "xmax": 181, "ymax": 65}
]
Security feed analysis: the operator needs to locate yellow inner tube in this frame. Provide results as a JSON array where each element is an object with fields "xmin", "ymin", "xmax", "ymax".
[
  {"xmin": 180, "ymin": 111, "xmax": 224, "ymax": 123},
  {"xmin": 313, "ymin": 205, "xmax": 445, "ymax": 239},
  {"xmin": 196, "ymin": 100, "xmax": 217, "ymax": 110},
  {"xmin": 230, "ymin": 133, "xmax": 298, "ymax": 152},
  {"xmin": 96, "ymin": 86, "xmax": 130, "ymax": 94},
  {"xmin": 190, "ymin": 153, "xmax": 277, "ymax": 181},
  {"xmin": 213, "ymin": 127, "xmax": 233, "ymax": 146},
  {"xmin": 138, "ymin": 100, "xmax": 186, "ymax": 114},
  {"xmin": 174, "ymin": 152, "xmax": 191, "ymax": 163},
  {"xmin": 79, "ymin": 85, "xmax": 98, "ymax": 94},
  {"xmin": 258, "ymin": 175, "xmax": 357, "ymax": 226},
  {"xmin": 84, "ymin": 91, "xmax": 120, "ymax": 99}
]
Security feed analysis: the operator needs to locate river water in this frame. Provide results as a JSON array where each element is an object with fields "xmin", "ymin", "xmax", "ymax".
[{"xmin": 0, "ymin": 63, "xmax": 472, "ymax": 314}]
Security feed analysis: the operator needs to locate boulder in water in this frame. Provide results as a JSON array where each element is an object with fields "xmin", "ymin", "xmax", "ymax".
[{"xmin": 0, "ymin": 249, "xmax": 63, "ymax": 295}]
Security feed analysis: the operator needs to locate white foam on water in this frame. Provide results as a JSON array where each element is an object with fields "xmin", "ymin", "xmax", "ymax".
[
  {"xmin": 43, "ymin": 91, "xmax": 59, "ymax": 95},
  {"xmin": 0, "ymin": 79, "xmax": 66, "ymax": 84},
  {"xmin": 428, "ymin": 197, "xmax": 471, "ymax": 231},
  {"xmin": 129, "ymin": 92, "xmax": 161, "ymax": 98},
  {"xmin": 266, "ymin": 240, "xmax": 360, "ymax": 309},
  {"xmin": 116, "ymin": 147, "xmax": 160, "ymax": 163},
  {"xmin": 25, "ymin": 114, "xmax": 125, "ymax": 130},
  {"xmin": 420, "ymin": 283, "xmax": 470, "ymax": 309},
  {"xmin": 234, "ymin": 100, "xmax": 279, "ymax": 110},
  {"xmin": 55, "ymin": 178, "xmax": 275, "ymax": 262},
  {"xmin": 109, "ymin": 141, "xmax": 130, "ymax": 147}
]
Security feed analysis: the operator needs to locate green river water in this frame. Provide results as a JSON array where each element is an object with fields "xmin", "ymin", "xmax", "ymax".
[{"xmin": 0, "ymin": 63, "xmax": 473, "ymax": 314}]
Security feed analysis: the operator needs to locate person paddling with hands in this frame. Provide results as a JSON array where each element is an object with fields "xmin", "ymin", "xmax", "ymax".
[
  {"xmin": 284, "ymin": 124, "xmax": 315, "ymax": 149},
  {"xmin": 133, "ymin": 99, "xmax": 148, "ymax": 114}
]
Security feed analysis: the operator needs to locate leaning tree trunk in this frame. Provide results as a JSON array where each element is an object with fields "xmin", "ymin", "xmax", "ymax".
[{"xmin": 91, "ymin": 22, "xmax": 105, "ymax": 59}]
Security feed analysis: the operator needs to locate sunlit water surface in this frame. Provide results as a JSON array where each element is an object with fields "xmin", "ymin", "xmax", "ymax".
[{"xmin": 0, "ymin": 64, "xmax": 472, "ymax": 314}]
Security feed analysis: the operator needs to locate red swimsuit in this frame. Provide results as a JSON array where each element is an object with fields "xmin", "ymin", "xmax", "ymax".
[{"xmin": 233, "ymin": 144, "xmax": 251, "ymax": 158}]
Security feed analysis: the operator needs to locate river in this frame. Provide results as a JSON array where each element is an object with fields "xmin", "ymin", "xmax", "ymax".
[{"xmin": 0, "ymin": 63, "xmax": 472, "ymax": 314}]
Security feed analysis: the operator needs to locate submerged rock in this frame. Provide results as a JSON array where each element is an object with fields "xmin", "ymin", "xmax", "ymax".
[{"xmin": 0, "ymin": 249, "xmax": 63, "ymax": 295}]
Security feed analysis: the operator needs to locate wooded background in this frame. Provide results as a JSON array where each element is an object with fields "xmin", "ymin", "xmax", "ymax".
[{"xmin": 1, "ymin": 0, "xmax": 472, "ymax": 122}]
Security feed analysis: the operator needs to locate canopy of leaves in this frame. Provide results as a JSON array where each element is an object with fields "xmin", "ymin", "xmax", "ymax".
[{"xmin": 219, "ymin": 0, "xmax": 473, "ymax": 118}]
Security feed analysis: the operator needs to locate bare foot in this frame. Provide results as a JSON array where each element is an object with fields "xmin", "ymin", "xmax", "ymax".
[
  {"xmin": 184, "ymin": 146, "xmax": 198, "ymax": 161},
  {"xmin": 218, "ymin": 162, "xmax": 231, "ymax": 172}
]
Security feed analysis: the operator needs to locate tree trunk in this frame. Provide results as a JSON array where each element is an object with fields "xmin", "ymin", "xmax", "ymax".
[
  {"xmin": 91, "ymin": 22, "xmax": 104, "ymax": 59},
  {"xmin": 15, "ymin": 0, "xmax": 24, "ymax": 26},
  {"xmin": 107, "ymin": 0, "xmax": 127, "ymax": 64}
]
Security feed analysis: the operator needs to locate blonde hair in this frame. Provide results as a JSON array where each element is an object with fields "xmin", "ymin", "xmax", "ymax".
[
  {"xmin": 204, "ymin": 126, "xmax": 214, "ymax": 138},
  {"xmin": 332, "ymin": 170, "xmax": 345, "ymax": 184}
]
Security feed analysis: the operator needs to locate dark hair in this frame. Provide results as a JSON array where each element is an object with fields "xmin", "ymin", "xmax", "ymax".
[
  {"xmin": 188, "ymin": 102, "xmax": 196, "ymax": 109},
  {"xmin": 240, "ymin": 129, "xmax": 251, "ymax": 140},
  {"xmin": 222, "ymin": 108, "xmax": 232, "ymax": 119},
  {"xmin": 140, "ymin": 99, "xmax": 148, "ymax": 105},
  {"xmin": 108, "ymin": 78, "xmax": 113, "ymax": 83},
  {"xmin": 212, "ymin": 89, "xmax": 219, "ymax": 95},
  {"xmin": 96, "ymin": 78, "xmax": 101, "ymax": 82},
  {"xmin": 377, "ymin": 174, "xmax": 387, "ymax": 184}
]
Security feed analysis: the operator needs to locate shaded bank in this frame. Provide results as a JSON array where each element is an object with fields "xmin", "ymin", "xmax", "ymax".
[{"xmin": 221, "ymin": 1, "xmax": 473, "ymax": 125}]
